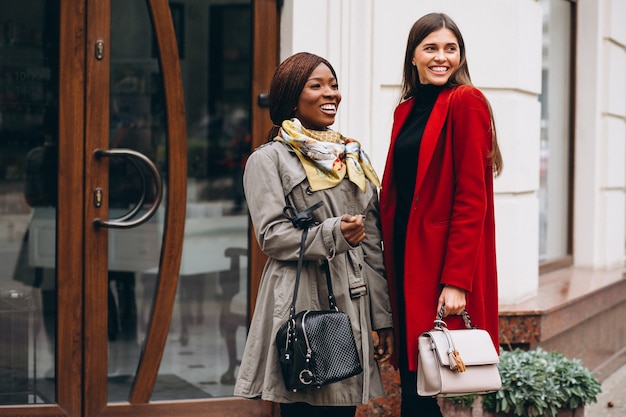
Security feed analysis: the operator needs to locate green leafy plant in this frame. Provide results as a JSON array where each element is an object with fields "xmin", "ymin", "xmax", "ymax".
[{"xmin": 481, "ymin": 348, "xmax": 602, "ymax": 417}]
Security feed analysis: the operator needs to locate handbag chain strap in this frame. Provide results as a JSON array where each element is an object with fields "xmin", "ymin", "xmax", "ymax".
[
  {"xmin": 435, "ymin": 306, "xmax": 474, "ymax": 329},
  {"xmin": 282, "ymin": 201, "xmax": 337, "ymax": 320}
]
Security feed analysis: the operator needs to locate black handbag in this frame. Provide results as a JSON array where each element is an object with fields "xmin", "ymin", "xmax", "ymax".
[{"xmin": 276, "ymin": 201, "xmax": 363, "ymax": 392}]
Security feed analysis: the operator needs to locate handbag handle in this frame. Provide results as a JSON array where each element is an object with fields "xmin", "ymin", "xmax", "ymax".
[
  {"xmin": 433, "ymin": 306, "xmax": 470, "ymax": 373},
  {"xmin": 282, "ymin": 201, "xmax": 338, "ymax": 319},
  {"xmin": 434, "ymin": 306, "xmax": 474, "ymax": 329}
]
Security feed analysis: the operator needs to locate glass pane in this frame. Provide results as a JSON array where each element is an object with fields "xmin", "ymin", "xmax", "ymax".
[
  {"xmin": 0, "ymin": 0, "xmax": 59, "ymax": 404},
  {"xmin": 107, "ymin": 0, "xmax": 164, "ymax": 399},
  {"xmin": 539, "ymin": 0, "xmax": 572, "ymax": 263},
  {"xmin": 108, "ymin": 0, "xmax": 251, "ymax": 401}
]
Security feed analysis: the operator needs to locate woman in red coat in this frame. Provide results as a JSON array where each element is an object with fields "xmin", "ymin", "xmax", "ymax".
[{"xmin": 379, "ymin": 13, "xmax": 503, "ymax": 416}]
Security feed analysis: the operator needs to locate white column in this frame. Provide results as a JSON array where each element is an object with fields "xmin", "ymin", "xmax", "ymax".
[
  {"xmin": 279, "ymin": 0, "xmax": 375, "ymax": 153},
  {"xmin": 574, "ymin": 0, "xmax": 626, "ymax": 269}
]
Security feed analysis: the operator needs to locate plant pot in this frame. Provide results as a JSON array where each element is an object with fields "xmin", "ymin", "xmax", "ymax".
[
  {"xmin": 483, "ymin": 406, "xmax": 584, "ymax": 417},
  {"xmin": 438, "ymin": 397, "xmax": 481, "ymax": 417}
]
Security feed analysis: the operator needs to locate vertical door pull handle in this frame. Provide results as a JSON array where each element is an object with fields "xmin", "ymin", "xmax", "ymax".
[{"xmin": 93, "ymin": 148, "xmax": 163, "ymax": 229}]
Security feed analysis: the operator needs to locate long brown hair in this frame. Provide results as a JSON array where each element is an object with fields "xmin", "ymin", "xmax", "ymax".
[
  {"xmin": 401, "ymin": 13, "xmax": 502, "ymax": 176},
  {"xmin": 265, "ymin": 52, "xmax": 338, "ymax": 142}
]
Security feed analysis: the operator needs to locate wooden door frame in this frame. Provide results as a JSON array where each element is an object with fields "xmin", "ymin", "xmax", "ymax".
[
  {"xmin": 249, "ymin": 0, "xmax": 278, "ymax": 317},
  {"xmin": 83, "ymin": 0, "xmax": 111, "ymax": 415},
  {"xmin": 57, "ymin": 0, "xmax": 87, "ymax": 415}
]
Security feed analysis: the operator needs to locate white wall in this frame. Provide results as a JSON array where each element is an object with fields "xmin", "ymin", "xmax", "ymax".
[
  {"xmin": 280, "ymin": 0, "xmax": 626, "ymax": 304},
  {"xmin": 574, "ymin": 0, "xmax": 626, "ymax": 269},
  {"xmin": 279, "ymin": 0, "xmax": 376, "ymax": 160}
]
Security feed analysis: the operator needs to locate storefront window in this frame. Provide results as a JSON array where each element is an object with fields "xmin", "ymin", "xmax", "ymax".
[{"xmin": 538, "ymin": 0, "xmax": 574, "ymax": 265}]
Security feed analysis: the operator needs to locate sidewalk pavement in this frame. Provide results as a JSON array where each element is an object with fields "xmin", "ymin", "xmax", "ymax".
[{"xmin": 585, "ymin": 363, "xmax": 626, "ymax": 417}]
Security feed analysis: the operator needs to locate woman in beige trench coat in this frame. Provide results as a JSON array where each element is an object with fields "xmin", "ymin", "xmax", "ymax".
[{"xmin": 234, "ymin": 52, "xmax": 394, "ymax": 417}]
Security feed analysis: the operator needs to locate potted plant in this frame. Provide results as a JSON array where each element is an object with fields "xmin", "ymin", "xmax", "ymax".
[{"xmin": 440, "ymin": 348, "xmax": 602, "ymax": 417}]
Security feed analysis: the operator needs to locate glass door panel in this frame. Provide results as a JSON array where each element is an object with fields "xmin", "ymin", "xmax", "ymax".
[
  {"xmin": 106, "ymin": 0, "xmax": 165, "ymax": 400},
  {"xmin": 107, "ymin": 0, "xmax": 251, "ymax": 401},
  {"xmin": 0, "ymin": 0, "xmax": 59, "ymax": 405},
  {"xmin": 158, "ymin": 1, "xmax": 252, "ymax": 398}
]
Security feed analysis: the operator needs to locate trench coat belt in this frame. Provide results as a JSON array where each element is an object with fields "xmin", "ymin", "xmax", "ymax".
[
  {"xmin": 347, "ymin": 251, "xmax": 368, "ymax": 299},
  {"xmin": 355, "ymin": 289, "xmax": 370, "ymax": 403},
  {"xmin": 350, "ymin": 284, "xmax": 368, "ymax": 298}
]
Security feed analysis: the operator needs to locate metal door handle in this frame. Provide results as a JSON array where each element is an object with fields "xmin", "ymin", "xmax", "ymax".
[{"xmin": 93, "ymin": 148, "xmax": 164, "ymax": 229}]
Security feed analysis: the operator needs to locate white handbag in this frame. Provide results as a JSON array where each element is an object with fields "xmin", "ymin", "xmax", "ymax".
[{"xmin": 417, "ymin": 310, "xmax": 502, "ymax": 397}]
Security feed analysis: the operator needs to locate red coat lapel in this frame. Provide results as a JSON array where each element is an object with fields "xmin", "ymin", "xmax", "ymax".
[{"xmin": 414, "ymin": 88, "xmax": 454, "ymax": 196}]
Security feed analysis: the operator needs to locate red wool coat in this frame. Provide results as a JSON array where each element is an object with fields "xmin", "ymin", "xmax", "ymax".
[{"xmin": 380, "ymin": 85, "xmax": 499, "ymax": 371}]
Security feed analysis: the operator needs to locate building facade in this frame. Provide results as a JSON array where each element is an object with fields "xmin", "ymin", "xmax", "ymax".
[{"xmin": 280, "ymin": 0, "xmax": 626, "ymax": 304}]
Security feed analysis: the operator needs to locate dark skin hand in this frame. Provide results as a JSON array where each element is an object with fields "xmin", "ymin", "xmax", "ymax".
[
  {"xmin": 373, "ymin": 328, "xmax": 394, "ymax": 363},
  {"xmin": 340, "ymin": 214, "xmax": 366, "ymax": 246}
]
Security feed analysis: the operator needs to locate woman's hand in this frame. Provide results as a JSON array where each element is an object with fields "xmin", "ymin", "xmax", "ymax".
[
  {"xmin": 436, "ymin": 285, "xmax": 466, "ymax": 318},
  {"xmin": 373, "ymin": 328, "xmax": 394, "ymax": 363},
  {"xmin": 340, "ymin": 214, "xmax": 366, "ymax": 246}
]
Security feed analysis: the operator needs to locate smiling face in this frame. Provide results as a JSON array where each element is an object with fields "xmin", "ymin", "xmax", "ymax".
[
  {"xmin": 412, "ymin": 27, "xmax": 460, "ymax": 85},
  {"xmin": 294, "ymin": 63, "xmax": 342, "ymax": 130}
]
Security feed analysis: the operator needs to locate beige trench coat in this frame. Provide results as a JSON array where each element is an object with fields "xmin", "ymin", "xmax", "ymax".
[{"xmin": 234, "ymin": 140, "xmax": 393, "ymax": 406}]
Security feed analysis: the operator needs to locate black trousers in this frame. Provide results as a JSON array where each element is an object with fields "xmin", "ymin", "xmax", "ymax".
[
  {"xmin": 280, "ymin": 402, "xmax": 356, "ymax": 417},
  {"xmin": 395, "ymin": 275, "xmax": 442, "ymax": 416},
  {"xmin": 393, "ymin": 234, "xmax": 442, "ymax": 417}
]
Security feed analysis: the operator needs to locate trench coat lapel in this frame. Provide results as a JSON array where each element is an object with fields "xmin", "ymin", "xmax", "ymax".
[{"xmin": 414, "ymin": 88, "xmax": 453, "ymax": 195}]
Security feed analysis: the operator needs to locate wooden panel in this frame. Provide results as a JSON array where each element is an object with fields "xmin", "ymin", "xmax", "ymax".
[
  {"xmin": 249, "ymin": 0, "xmax": 278, "ymax": 318},
  {"xmin": 0, "ymin": 406, "xmax": 70, "ymax": 417},
  {"xmin": 129, "ymin": 0, "xmax": 187, "ymax": 404},
  {"xmin": 57, "ymin": 0, "xmax": 87, "ymax": 415},
  {"xmin": 101, "ymin": 399, "xmax": 276, "ymax": 417},
  {"xmin": 83, "ymin": 0, "xmax": 112, "ymax": 415}
]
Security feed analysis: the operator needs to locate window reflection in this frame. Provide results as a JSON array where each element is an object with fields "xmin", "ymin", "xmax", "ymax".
[
  {"xmin": 108, "ymin": 0, "xmax": 252, "ymax": 400},
  {"xmin": 0, "ymin": 0, "xmax": 59, "ymax": 405},
  {"xmin": 539, "ymin": 0, "xmax": 573, "ymax": 264},
  {"xmin": 158, "ymin": 2, "xmax": 252, "ymax": 397}
]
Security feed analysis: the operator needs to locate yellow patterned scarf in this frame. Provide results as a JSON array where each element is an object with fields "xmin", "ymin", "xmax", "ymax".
[{"xmin": 275, "ymin": 118, "xmax": 380, "ymax": 192}]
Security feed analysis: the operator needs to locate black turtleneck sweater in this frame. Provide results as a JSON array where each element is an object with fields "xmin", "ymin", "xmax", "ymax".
[
  {"xmin": 392, "ymin": 83, "xmax": 443, "ymax": 337},
  {"xmin": 393, "ymin": 84, "xmax": 443, "ymax": 224}
]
